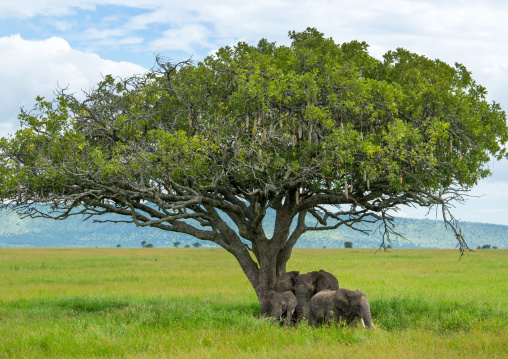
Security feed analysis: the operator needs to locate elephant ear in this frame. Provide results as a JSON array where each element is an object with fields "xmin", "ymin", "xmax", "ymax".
[
  {"xmin": 315, "ymin": 271, "xmax": 332, "ymax": 293},
  {"xmin": 288, "ymin": 271, "xmax": 300, "ymax": 286},
  {"xmin": 286, "ymin": 292, "xmax": 297, "ymax": 312},
  {"xmin": 334, "ymin": 289, "xmax": 351, "ymax": 314}
]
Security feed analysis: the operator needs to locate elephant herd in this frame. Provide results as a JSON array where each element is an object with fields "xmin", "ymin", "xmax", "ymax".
[{"xmin": 267, "ymin": 270, "xmax": 375, "ymax": 329}]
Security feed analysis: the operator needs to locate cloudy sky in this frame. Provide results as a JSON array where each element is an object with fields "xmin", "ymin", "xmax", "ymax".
[{"xmin": 0, "ymin": 0, "xmax": 507, "ymax": 225}]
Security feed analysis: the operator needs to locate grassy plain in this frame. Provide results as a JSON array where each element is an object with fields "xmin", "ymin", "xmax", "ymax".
[{"xmin": 0, "ymin": 248, "xmax": 506, "ymax": 358}]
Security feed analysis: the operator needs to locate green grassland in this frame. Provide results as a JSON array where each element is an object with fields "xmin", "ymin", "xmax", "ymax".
[{"xmin": 0, "ymin": 248, "xmax": 506, "ymax": 358}]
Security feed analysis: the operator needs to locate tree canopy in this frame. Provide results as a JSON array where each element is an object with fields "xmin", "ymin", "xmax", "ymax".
[{"xmin": 1, "ymin": 28, "xmax": 506, "ymax": 313}]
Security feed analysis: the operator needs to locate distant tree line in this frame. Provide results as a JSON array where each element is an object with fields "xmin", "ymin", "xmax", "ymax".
[{"xmin": 477, "ymin": 245, "xmax": 498, "ymax": 249}]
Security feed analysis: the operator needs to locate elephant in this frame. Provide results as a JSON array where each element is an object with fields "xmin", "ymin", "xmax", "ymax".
[
  {"xmin": 308, "ymin": 288, "xmax": 375, "ymax": 329},
  {"xmin": 267, "ymin": 290, "xmax": 297, "ymax": 327},
  {"xmin": 294, "ymin": 270, "xmax": 339, "ymax": 319},
  {"xmin": 272, "ymin": 270, "xmax": 300, "ymax": 294}
]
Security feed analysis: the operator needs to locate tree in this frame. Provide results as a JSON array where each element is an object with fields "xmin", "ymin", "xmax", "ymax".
[
  {"xmin": 173, "ymin": 241, "xmax": 181, "ymax": 248},
  {"xmin": 141, "ymin": 240, "xmax": 147, "ymax": 248},
  {"xmin": 145, "ymin": 243, "xmax": 154, "ymax": 248},
  {"xmin": 482, "ymin": 244, "xmax": 491, "ymax": 249},
  {"xmin": 344, "ymin": 241, "xmax": 353, "ymax": 248},
  {"xmin": 1, "ymin": 28, "xmax": 506, "ymax": 314},
  {"xmin": 193, "ymin": 242, "xmax": 202, "ymax": 248},
  {"xmin": 116, "ymin": 244, "xmax": 121, "ymax": 248}
]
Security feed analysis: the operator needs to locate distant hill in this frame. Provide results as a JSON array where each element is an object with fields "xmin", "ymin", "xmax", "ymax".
[{"xmin": 0, "ymin": 207, "xmax": 506, "ymax": 249}]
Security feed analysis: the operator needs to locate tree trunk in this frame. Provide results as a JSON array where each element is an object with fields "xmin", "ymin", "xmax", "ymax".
[
  {"xmin": 257, "ymin": 289, "xmax": 272, "ymax": 316},
  {"xmin": 218, "ymin": 198, "xmax": 302, "ymax": 316},
  {"xmin": 254, "ymin": 245, "xmax": 280, "ymax": 316}
]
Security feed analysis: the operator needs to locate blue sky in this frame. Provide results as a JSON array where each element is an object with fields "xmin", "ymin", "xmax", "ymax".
[{"xmin": 1, "ymin": 0, "xmax": 507, "ymax": 226}]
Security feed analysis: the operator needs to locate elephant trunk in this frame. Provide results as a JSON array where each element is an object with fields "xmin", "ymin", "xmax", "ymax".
[
  {"xmin": 286, "ymin": 311, "xmax": 294, "ymax": 327},
  {"xmin": 362, "ymin": 308, "xmax": 375, "ymax": 329},
  {"xmin": 295, "ymin": 293, "xmax": 308, "ymax": 319}
]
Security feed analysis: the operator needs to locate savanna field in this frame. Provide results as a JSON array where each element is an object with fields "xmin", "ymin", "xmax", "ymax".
[{"xmin": 0, "ymin": 248, "xmax": 506, "ymax": 358}]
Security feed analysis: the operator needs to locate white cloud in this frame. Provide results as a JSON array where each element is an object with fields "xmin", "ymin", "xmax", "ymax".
[
  {"xmin": 148, "ymin": 25, "xmax": 212, "ymax": 53},
  {"xmin": 0, "ymin": 35, "xmax": 146, "ymax": 138},
  {"xmin": 0, "ymin": 0, "xmax": 157, "ymax": 18},
  {"xmin": 79, "ymin": 28, "xmax": 144, "ymax": 47},
  {"xmin": 0, "ymin": 0, "xmax": 95, "ymax": 18},
  {"xmin": 81, "ymin": 28, "xmax": 129, "ymax": 40},
  {"xmin": 52, "ymin": 20, "xmax": 73, "ymax": 31}
]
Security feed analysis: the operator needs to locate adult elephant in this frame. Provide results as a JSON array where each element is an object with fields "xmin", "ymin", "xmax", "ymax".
[
  {"xmin": 293, "ymin": 270, "xmax": 339, "ymax": 319},
  {"xmin": 271, "ymin": 271, "xmax": 300, "ymax": 294},
  {"xmin": 308, "ymin": 288, "xmax": 375, "ymax": 329}
]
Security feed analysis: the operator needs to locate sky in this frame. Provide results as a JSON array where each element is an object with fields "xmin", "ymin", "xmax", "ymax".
[{"xmin": 0, "ymin": 0, "xmax": 507, "ymax": 226}]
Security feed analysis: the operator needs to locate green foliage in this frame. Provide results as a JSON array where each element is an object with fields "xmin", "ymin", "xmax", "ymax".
[
  {"xmin": 344, "ymin": 241, "xmax": 353, "ymax": 248},
  {"xmin": 1, "ymin": 27, "xmax": 506, "ymax": 209}
]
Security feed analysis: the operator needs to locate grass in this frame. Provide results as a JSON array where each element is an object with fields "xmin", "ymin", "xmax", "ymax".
[{"xmin": 0, "ymin": 248, "xmax": 506, "ymax": 358}]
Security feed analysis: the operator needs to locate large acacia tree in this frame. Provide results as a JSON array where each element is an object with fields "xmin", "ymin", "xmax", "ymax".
[{"xmin": 1, "ymin": 29, "xmax": 507, "ymax": 313}]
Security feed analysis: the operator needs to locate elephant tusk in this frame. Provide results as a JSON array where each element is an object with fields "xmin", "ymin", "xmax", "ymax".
[{"xmin": 361, "ymin": 318, "xmax": 366, "ymax": 328}]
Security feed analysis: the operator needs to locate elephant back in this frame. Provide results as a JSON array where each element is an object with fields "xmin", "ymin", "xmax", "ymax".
[{"xmin": 315, "ymin": 270, "xmax": 339, "ymax": 293}]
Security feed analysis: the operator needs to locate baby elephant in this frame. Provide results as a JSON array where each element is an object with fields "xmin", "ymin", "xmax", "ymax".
[
  {"xmin": 308, "ymin": 288, "xmax": 375, "ymax": 329},
  {"xmin": 267, "ymin": 290, "xmax": 297, "ymax": 327}
]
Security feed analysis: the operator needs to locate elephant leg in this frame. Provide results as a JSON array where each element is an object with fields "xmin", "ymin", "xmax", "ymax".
[{"xmin": 286, "ymin": 311, "xmax": 293, "ymax": 327}]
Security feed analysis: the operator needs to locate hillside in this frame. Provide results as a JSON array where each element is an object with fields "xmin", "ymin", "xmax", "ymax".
[{"xmin": 0, "ymin": 207, "xmax": 506, "ymax": 249}]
